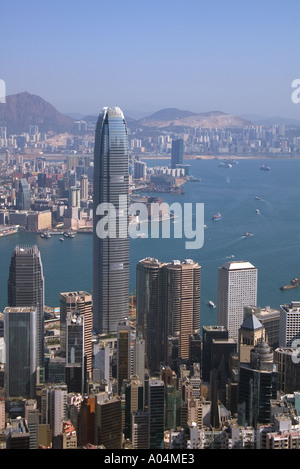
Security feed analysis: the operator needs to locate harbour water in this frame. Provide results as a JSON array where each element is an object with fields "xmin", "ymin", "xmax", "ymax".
[{"xmin": 0, "ymin": 158, "xmax": 299, "ymax": 329}]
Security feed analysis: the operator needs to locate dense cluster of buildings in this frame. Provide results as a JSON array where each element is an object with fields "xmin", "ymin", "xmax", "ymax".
[{"xmin": 0, "ymin": 108, "xmax": 299, "ymax": 450}]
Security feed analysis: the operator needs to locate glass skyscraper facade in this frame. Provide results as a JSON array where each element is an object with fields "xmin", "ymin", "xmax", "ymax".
[
  {"xmin": 93, "ymin": 107, "xmax": 129, "ymax": 333},
  {"xmin": 171, "ymin": 138, "xmax": 184, "ymax": 169},
  {"xmin": 7, "ymin": 245, "xmax": 45, "ymax": 368},
  {"xmin": 4, "ymin": 307, "xmax": 37, "ymax": 399},
  {"xmin": 16, "ymin": 178, "xmax": 31, "ymax": 210}
]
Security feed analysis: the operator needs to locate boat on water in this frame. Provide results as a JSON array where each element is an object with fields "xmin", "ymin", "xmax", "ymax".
[
  {"xmin": 188, "ymin": 176, "xmax": 201, "ymax": 182},
  {"xmin": 256, "ymin": 209, "xmax": 260, "ymax": 214},
  {"xmin": 41, "ymin": 231, "xmax": 51, "ymax": 238},
  {"xmin": 212, "ymin": 213, "xmax": 222, "ymax": 221},
  {"xmin": 60, "ymin": 237, "xmax": 64, "ymax": 242},
  {"xmin": 260, "ymin": 164, "xmax": 271, "ymax": 171},
  {"xmin": 280, "ymin": 278, "xmax": 300, "ymax": 290},
  {"xmin": 254, "ymin": 196, "xmax": 261, "ymax": 200},
  {"xmin": 208, "ymin": 300, "xmax": 216, "ymax": 308},
  {"xmin": 63, "ymin": 231, "xmax": 76, "ymax": 238},
  {"xmin": 0, "ymin": 225, "xmax": 19, "ymax": 237},
  {"xmin": 243, "ymin": 232, "xmax": 253, "ymax": 237},
  {"xmin": 218, "ymin": 161, "xmax": 232, "ymax": 168}
]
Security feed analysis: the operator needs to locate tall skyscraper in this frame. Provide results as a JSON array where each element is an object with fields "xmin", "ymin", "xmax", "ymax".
[
  {"xmin": 136, "ymin": 258, "xmax": 165, "ymax": 372},
  {"xmin": 80, "ymin": 174, "xmax": 89, "ymax": 200},
  {"xmin": 217, "ymin": 261, "xmax": 257, "ymax": 343},
  {"xmin": 148, "ymin": 378, "xmax": 165, "ymax": 449},
  {"xmin": 16, "ymin": 178, "xmax": 31, "ymax": 211},
  {"xmin": 164, "ymin": 259, "xmax": 201, "ymax": 361},
  {"xmin": 117, "ymin": 319, "xmax": 132, "ymax": 394},
  {"xmin": 279, "ymin": 301, "xmax": 300, "ymax": 347},
  {"xmin": 4, "ymin": 307, "xmax": 37, "ymax": 399},
  {"xmin": 59, "ymin": 291, "xmax": 93, "ymax": 378},
  {"xmin": 171, "ymin": 138, "xmax": 184, "ymax": 169},
  {"xmin": 136, "ymin": 258, "xmax": 201, "ymax": 371},
  {"xmin": 8, "ymin": 245, "xmax": 45, "ymax": 368},
  {"xmin": 238, "ymin": 340, "xmax": 277, "ymax": 427},
  {"xmin": 93, "ymin": 107, "xmax": 129, "ymax": 334}
]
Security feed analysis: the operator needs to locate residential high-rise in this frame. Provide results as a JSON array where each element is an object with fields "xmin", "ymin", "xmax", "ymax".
[
  {"xmin": 4, "ymin": 307, "xmax": 37, "ymax": 399},
  {"xmin": 136, "ymin": 258, "xmax": 166, "ymax": 372},
  {"xmin": 217, "ymin": 261, "xmax": 257, "ymax": 343},
  {"xmin": 8, "ymin": 245, "xmax": 45, "ymax": 368},
  {"xmin": 136, "ymin": 258, "xmax": 201, "ymax": 371},
  {"xmin": 93, "ymin": 106, "xmax": 129, "ymax": 334},
  {"xmin": 171, "ymin": 138, "xmax": 184, "ymax": 169},
  {"xmin": 164, "ymin": 259, "xmax": 201, "ymax": 361},
  {"xmin": 59, "ymin": 291, "xmax": 93, "ymax": 378}
]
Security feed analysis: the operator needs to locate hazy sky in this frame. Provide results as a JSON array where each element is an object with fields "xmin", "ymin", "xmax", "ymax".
[{"xmin": 1, "ymin": 0, "xmax": 300, "ymax": 118}]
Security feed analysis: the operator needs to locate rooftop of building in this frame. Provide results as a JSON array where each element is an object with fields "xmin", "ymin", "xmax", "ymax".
[
  {"xmin": 221, "ymin": 260, "xmax": 256, "ymax": 271},
  {"xmin": 241, "ymin": 313, "xmax": 263, "ymax": 331}
]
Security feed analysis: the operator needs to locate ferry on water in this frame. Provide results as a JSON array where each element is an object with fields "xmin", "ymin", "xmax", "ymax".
[{"xmin": 260, "ymin": 164, "xmax": 271, "ymax": 171}]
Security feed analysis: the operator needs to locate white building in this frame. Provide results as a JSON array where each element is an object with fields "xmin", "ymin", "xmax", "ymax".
[
  {"xmin": 217, "ymin": 261, "xmax": 257, "ymax": 342},
  {"xmin": 279, "ymin": 301, "xmax": 300, "ymax": 347}
]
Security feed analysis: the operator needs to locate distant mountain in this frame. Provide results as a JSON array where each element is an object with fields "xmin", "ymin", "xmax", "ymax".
[
  {"xmin": 0, "ymin": 92, "xmax": 74, "ymax": 134},
  {"xmin": 139, "ymin": 108, "xmax": 251, "ymax": 129},
  {"xmin": 240, "ymin": 114, "xmax": 300, "ymax": 127}
]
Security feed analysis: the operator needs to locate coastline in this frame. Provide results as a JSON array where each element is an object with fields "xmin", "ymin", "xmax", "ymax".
[{"xmin": 141, "ymin": 154, "xmax": 300, "ymax": 160}]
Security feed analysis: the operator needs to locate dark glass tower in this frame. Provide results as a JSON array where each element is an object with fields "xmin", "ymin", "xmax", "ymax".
[
  {"xmin": 93, "ymin": 107, "xmax": 129, "ymax": 333},
  {"xmin": 8, "ymin": 245, "xmax": 45, "ymax": 367},
  {"xmin": 171, "ymin": 138, "xmax": 184, "ymax": 169},
  {"xmin": 16, "ymin": 178, "xmax": 31, "ymax": 210},
  {"xmin": 4, "ymin": 306, "xmax": 37, "ymax": 399}
]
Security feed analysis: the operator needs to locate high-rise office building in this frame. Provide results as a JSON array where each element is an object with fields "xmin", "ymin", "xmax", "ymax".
[
  {"xmin": 132, "ymin": 411, "xmax": 149, "ymax": 449},
  {"xmin": 239, "ymin": 313, "xmax": 265, "ymax": 363},
  {"xmin": 124, "ymin": 377, "xmax": 144, "ymax": 439},
  {"xmin": 8, "ymin": 245, "xmax": 45, "ymax": 368},
  {"xmin": 93, "ymin": 107, "xmax": 129, "ymax": 334},
  {"xmin": 279, "ymin": 301, "xmax": 300, "ymax": 347},
  {"xmin": 6, "ymin": 417, "xmax": 30, "ymax": 449},
  {"xmin": 16, "ymin": 178, "xmax": 31, "ymax": 210},
  {"xmin": 217, "ymin": 261, "xmax": 257, "ymax": 343},
  {"xmin": 117, "ymin": 319, "xmax": 132, "ymax": 394},
  {"xmin": 47, "ymin": 385, "xmax": 68, "ymax": 438},
  {"xmin": 65, "ymin": 312, "xmax": 87, "ymax": 395},
  {"xmin": 4, "ymin": 307, "xmax": 37, "ymax": 399},
  {"xmin": 59, "ymin": 291, "xmax": 93, "ymax": 378},
  {"xmin": 171, "ymin": 138, "xmax": 184, "ymax": 169},
  {"xmin": 148, "ymin": 378, "xmax": 165, "ymax": 449},
  {"xmin": 80, "ymin": 174, "xmax": 89, "ymax": 200},
  {"xmin": 274, "ymin": 347, "xmax": 300, "ymax": 394},
  {"xmin": 94, "ymin": 394, "xmax": 122, "ymax": 449},
  {"xmin": 238, "ymin": 340, "xmax": 277, "ymax": 427}
]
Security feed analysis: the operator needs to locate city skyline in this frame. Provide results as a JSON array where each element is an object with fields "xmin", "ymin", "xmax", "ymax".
[{"xmin": 1, "ymin": 0, "xmax": 299, "ymax": 120}]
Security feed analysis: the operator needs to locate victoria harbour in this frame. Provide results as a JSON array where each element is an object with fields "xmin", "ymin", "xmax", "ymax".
[{"xmin": 1, "ymin": 157, "xmax": 299, "ymax": 329}]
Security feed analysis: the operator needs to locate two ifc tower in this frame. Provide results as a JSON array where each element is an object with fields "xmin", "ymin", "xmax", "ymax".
[{"xmin": 93, "ymin": 107, "xmax": 130, "ymax": 334}]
